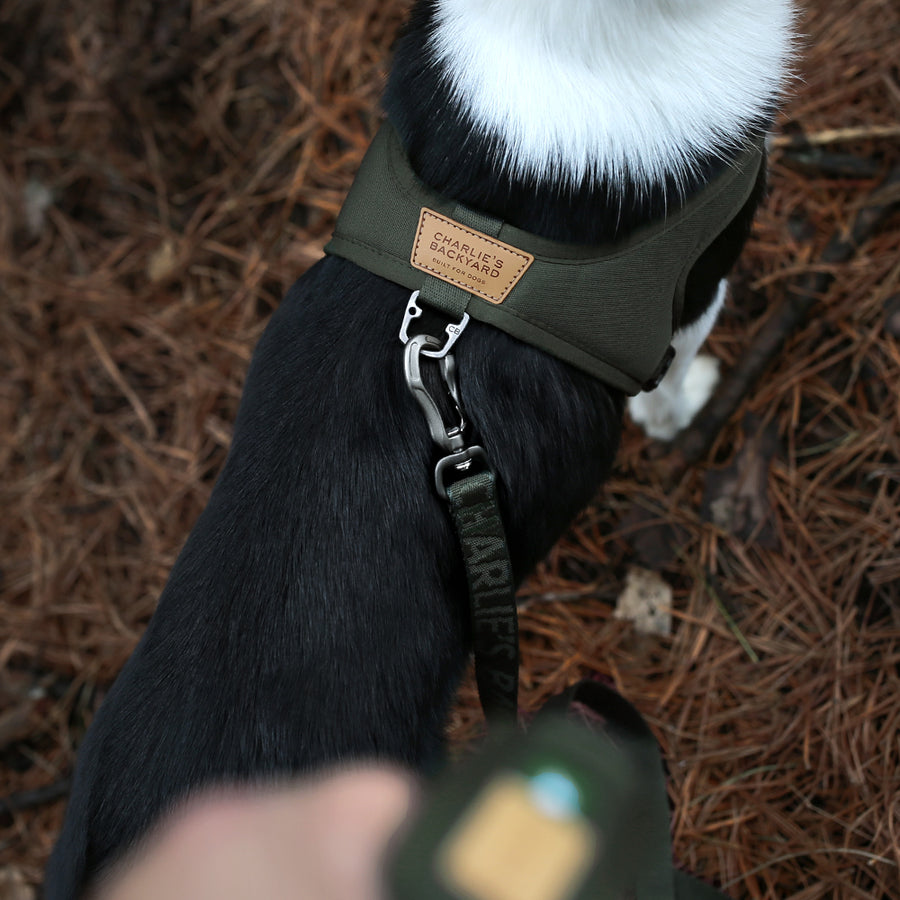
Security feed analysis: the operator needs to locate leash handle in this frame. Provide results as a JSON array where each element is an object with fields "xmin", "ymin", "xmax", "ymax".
[
  {"xmin": 388, "ymin": 686, "xmax": 734, "ymax": 899},
  {"xmin": 539, "ymin": 681, "xmax": 733, "ymax": 900}
]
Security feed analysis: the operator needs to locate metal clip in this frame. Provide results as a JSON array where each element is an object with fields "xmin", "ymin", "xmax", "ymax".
[
  {"xmin": 434, "ymin": 445, "xmax": 488, "ymax": 500},
  {"xmin": 403, "ymin": 335, "xmax": 487, "ymax": 499},
  {"xmin": 403, "ymin": 334, "xmax": 466, "ymax": 453},
  {"xmin": 399, "ymin": 291, "xmax": 469, "ymax": 359}
]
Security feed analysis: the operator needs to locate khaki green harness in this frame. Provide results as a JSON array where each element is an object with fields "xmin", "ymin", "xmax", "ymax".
[
  {"xmin": 324, "ymin": 122, "xmax": 763, "ymax": 809},
  {"xmin": 326, "ymin": 121, "xmax": 764, "ymax": 395},
  {"xmin": 324, "ymin": 119, "xmax": 766, "ymax": 722},
  {"xmin": 324, "ymin": 129, "xmax": 763, "ymax": 895}
]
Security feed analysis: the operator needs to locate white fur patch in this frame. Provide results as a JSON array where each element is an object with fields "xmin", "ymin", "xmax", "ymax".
[
  {"xmin": 628, "ymin": 280, "xmax": 727, "ymax": 440},
  {"xmin": 628, "ymin": 354, "xmax": 719, "ymax": 441},
  {"xmin": 431, "ymin": 0, "xmax": 796, "ymax": 188}
]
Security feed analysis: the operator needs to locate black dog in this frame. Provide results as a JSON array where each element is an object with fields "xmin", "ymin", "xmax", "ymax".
[{"xmin": 46, "ymin": 1, "xmax": 794, "ymax": 895}]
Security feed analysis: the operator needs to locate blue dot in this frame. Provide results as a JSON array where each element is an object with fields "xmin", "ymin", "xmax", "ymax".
[{"xmin": 528, "ymin": 770, "xmax": 582, "ymax": 819}]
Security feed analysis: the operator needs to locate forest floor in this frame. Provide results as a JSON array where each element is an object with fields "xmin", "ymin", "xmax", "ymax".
[{"xmin": 1, "ymin": 0, "xmax": 898, "ymax": 896}]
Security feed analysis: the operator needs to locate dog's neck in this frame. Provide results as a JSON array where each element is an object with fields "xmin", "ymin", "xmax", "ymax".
[{"xmin": 384, "ymin": 0, "xmax": 793, "ymax": 244}]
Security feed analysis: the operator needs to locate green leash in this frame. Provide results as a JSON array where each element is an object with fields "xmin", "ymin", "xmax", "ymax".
[
  {"xmin": 445, "ymin": 471, "xmax": 518, "ymax": 721},
  {"xmin": 401, "ymin": 311, "xmax": 519, "ymax": 720},
  {"xmin": 400, "ymin": 317, "xmax": 732, "ymax": 896}
]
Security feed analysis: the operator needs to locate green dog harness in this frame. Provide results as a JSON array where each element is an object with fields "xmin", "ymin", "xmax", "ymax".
[
  {"xmin": 326, "ymin": 121, "xmax": 764, "ymax": 395},
  {"xmin": 325, "ymin": 121, "xmax": 764, "ymax": 726},
  {"xmin": 324, "ymin": 129, "xmax": 761, "ymax": 897}
]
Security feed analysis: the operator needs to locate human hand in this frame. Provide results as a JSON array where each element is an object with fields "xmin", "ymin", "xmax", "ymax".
[{"xmin": 91, "ymin": 767, "xmax": 416, "ymax": 900}]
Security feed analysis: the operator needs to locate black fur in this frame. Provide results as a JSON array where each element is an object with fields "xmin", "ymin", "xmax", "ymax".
[{"xmin": 45, "ymin": 3, "xmax": 772, "ymax": 896}]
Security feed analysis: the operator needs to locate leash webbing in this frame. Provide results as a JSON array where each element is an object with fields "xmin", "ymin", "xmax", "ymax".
[
  {"xmin": 445, "ymin": 470, "xmax": 518, "ymax": 720},
  {"xmin": 400, "ymin": 300, "xmax": 519, "ymax": 721}
]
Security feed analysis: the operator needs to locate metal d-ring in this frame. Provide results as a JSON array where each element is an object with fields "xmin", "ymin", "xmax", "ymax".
[
  {"xmin": 434, "ymin": 445, "xmax": 488, "ymax": 500},
  {"xmin": 399, "ymin": 291, "xmax": 469, "ymax": 359}
]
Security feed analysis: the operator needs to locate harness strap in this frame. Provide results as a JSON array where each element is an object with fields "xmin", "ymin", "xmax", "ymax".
[
  {"xmin": 446, "ymin": 470, "xmax": 519, "ymax": 720},
  {"xmin": 328, "ymin": 120, "xmax": 766, "ymax": 395}
]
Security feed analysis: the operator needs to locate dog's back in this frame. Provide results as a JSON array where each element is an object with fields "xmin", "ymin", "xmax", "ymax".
[{"xmin": 46, "ymin": 2, "xmax": 793, "ymax": 896}]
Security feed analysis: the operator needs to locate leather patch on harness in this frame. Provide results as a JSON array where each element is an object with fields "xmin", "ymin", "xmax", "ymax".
[{"xmin": 411, "ymin": 208, "xmax": 534, "ymax": 305}]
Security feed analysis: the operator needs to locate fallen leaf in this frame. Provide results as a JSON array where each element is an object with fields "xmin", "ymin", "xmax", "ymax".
[
  {"xmin": 0, "ymin": 868, "xmax": 35, "ymax": 900},
  {"xmin": 23, "ymin": 180, "xmax": 53, "ymax": 237},
  {"xmin": 147, "ymin": 239, "xmax": 179, "ymax": 283},
  {"xmin": 614, "ymin": 566, "xmax": 673, "ymax": 637}
]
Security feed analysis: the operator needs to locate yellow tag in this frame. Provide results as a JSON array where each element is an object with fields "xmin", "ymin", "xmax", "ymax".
[
  {"xmin": 411, "ymin": 208, "xmax": 534, "ymax": 304},
  {"xmin": 436, "ymin": 773, "xmax": 597, "ymax": 900}
]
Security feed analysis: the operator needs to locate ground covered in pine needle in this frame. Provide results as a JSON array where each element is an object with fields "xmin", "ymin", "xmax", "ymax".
[{"xmin": 1, "ymin": 1, "xmax": 898, "ymax": 896}]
